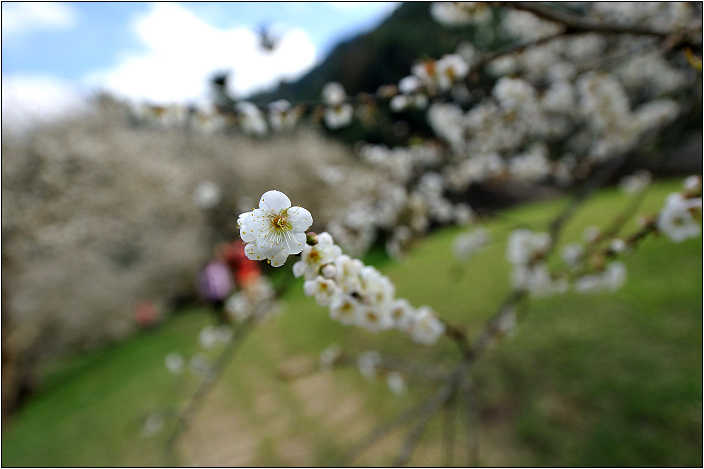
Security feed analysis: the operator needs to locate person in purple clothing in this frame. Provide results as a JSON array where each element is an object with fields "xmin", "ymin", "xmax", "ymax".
[{"xmin": 197, "ymin": 260, "xmax": 234, "ymax": 320}]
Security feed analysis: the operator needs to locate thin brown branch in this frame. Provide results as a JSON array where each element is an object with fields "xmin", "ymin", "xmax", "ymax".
[
  {"xmin": 442, "ymin": 393, "xmax": 458, "ymax": 467},
  {"xmin": 461, "ymin": 375, "xmax": 480, "ymax": 467},
  {"xmin": 601, "ymin": 187, "xmax": 651, "ymax": 242},
  {"xmin": 163, "ymin": 317, "xmax": 255, "ymax": 464},
  {"xmin": 341, "ymin": 380, "xmax": 456, "ymax": 466},
  {"xmin": 393, "ymin": 382, "xmax": 457, "ymax": 467}
]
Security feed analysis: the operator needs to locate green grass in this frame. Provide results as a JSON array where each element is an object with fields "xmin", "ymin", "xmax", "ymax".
[{"xmin": 2, "ymin": 179, "xmax": 701, "ymax": 467}]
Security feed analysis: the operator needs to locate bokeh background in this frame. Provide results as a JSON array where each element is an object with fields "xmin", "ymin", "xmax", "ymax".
[{"xmin": 2, "ymin": 2, "xmax": 702, "ymax": 467}]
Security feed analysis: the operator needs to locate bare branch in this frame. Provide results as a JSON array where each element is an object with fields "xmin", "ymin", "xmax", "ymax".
[
  {"xmin": 341, "ymin": 381, "xmax": 455, "ymax": 466},
  {"xmin": 442, "ymin": 393, "xmax": 457, "ymax": 467},
  {"xmin": 393, "ymin": 383, "xmax": 457, "ymax": 467},
  {"xmin": 460, "ymin": 375, "xmax": 480, "ymax": 467},
  {"xmin": 163, "ymin": 317, "xmax": 255, "ymax": 464}
]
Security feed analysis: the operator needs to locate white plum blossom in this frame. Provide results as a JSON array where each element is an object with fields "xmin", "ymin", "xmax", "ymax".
[
  {"xmin": 198, "ymin": 324, "xmax": 232, "ymax": 350},
  {"xmin": 386, "ymin": 371, "xmax": 407, "ymax": 395},
  {"xmin": 236, "ymin": 101, "xmax": 268, "ymax": 136},
  {"xmin": 683, "ymin": 175, "xmax": 702, "ymax": 192},
  {"xmin": 435, "ymin": 54, "xmax": 470, "ymax": 91},
  {"xmin": 319, "ymin": 344, "xmax": 342, "ymax": 371},
  {"xmin": 390, "ymin": 75, "xmax": 429, "ymax": 112},
  {"xmin": 388, "ymin": 298, "xmax": 415, "ymax": 330},
  {"xmin": 238, "ymin": 190, "xmax": 313, "ymax": 267},
  {"xmin": 541, "ymin": 80, "xmax": 576, "ymax": 115},
  {"xmin": 357, "ymin": 350, "xmax": 382, "ymax": 381},
  {"xmin": 413, "ymin": 54, "xmax": 469, "ymax": 92},
  {"xmin": 329, "ymin": 292, "xmax": 362, "ymax": 326},
  {"xmin": 303, "ymin": 276, "xmax": 338, "ymax": 307},
  {"xmin": 508, "ymin": 144, "xmax": 552, "ymax": 182},
  {"xmin": 495, "ymin": 307, "xmax": 518, "ymax": 338},
  {"xmin": 322, "ymin": 82, "xmax": 354, "ymax": 129},
  {"xmin": 573, "ymin": 262, "xmax": 627, "ymax": 294},
  {"xmin": 198, "ymin": 324, "xmax": 219, "ymax": 350},
  {"xmin": 333, "ymin": 254, "xmax": 364, "ymax": 293},
  {"xmin": 408, "ymin": 306, "xmax": 446, "ymax": 345},
  {"xmin": 322, "ymin": 82, "xmax": 347, "ymax": 106},
  {"xmin": 602, "ymin": 261, "xmax": 627, "ymax": 291},
  {"xmin": 356, "ymin": 305, "xmax": 394, "ymax": 333},
  {"xmin": 511, "ymin": 263, "xmax": 565, "ymax": 296},
  {"xmin": 502, "ymin": 9, "xmax": 562, "ymax": 41},
  {"xmin": 293, "ymin": 232, "xmax": 342, "ymax": 280},
  {"xmin": 268, "ymin": 99, "xmax": 300, "ymax": 131},
  {"xmin": 431, "ymin": 2, "xmax": 492, "ymax": 27},
  {"xmin": 507, "ymin": 229, "xmax": 551, "ymax": 266},
  {"xmin": 609, "ymin": 238, "xmax": 627, "ymax": 254},
  {"xmin": 324, "ymin": 103, "xmax": 354, "ymax": 129},
  {"xmin": 493, "ymin": 77, "xmax": 538, "ymax": 111},
  {"xmin": 657, "ymin": 193, "xmax": 702, "ymax": 242},
  {"xmin": 165, "ymin": 352, "xmax": 184, "ymax": 375},
  {"xmin": 561, "ymin": 242, "xmax": 584, "ymax": 268},
  {"xmin": 321, "ymin": 263, "xmax": 337, "ymax": 279},
  {"xmin": 225, "ymin": 293, "xmax": 252, "ymax": 323}
]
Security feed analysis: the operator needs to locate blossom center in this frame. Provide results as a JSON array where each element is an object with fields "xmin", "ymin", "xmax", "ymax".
[{"xmin": 271, "ymin": 211, "xmax": 291, "ymax": 232}]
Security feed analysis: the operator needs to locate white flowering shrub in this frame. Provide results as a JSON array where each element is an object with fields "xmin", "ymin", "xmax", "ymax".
[
  {"xmin": 8, "ymin": 2, "xmax": 700, "ymax": 466},
  {"xmin": 198, "ymin": 3, "xmax": 701, "ymax": 464}
]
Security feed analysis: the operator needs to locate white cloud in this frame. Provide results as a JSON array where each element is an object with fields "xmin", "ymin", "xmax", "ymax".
[
  {"xmin": 1, "ymin": 74, "xmax": 89, "ymax": 135},
  {"xmin": 1, "ymin": 2, "xmax": 78, "ymax": 40},
  {"xmin": 82, "ymin": 2, "xmax": 318, "ymax": 104}
]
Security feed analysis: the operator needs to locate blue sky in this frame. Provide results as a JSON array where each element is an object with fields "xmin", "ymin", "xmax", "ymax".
[{"xmin": 1, "ymin": 1, "xmax": 399, "ymax": 132}]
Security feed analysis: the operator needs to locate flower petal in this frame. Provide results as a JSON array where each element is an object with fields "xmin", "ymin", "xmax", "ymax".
[
  {"xmin": 288, "ymin": 206, "xmax": 313, "ymax": 231},
  {"xmin": 292, "ymin": 258, "xmax": 306, "ymax": 278},
  {"xmin": 259, "ymin": 190, "xmax": 291, "ymax": 213},
  {"xmin": 244, "ymin": 243, "xmax": 263, "ymax": 261},
  {"xmin": 269, "ymin": 250, "xmax": 289, "ymax": 267},
  {"xmin": 281, "ymin": 231, "xmax": 307, "ymax": 255}
]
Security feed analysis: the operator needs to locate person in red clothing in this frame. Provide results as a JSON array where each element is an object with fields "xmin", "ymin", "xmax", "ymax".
[{"xmin": 215, "ymin": 239, "xmax": 261, "ymax": 289}]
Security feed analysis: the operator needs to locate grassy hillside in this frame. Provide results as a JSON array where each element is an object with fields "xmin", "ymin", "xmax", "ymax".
[{"xmin": 2, "ymin": 179, "xmax": 701, "ymax": 467}]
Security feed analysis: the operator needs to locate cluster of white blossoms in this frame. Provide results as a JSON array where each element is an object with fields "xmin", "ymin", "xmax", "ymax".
[
  {"xmin": 298, "ymin": 236, "xmax": 446, "ymax": 345},
  {"xmin": 268, "ymin": 99, "xmax": 302, "ymax": 131},
  {"xmin": 507, "ymin": 227, "xmax": 630, "ymax": 296},
  {"xmin": 126, "ymin": 3, "xmax": 697, "ymax": 271},
  {"xmin": 238, "ymin": 190, "xmax": 313, "ymax": 267},
  {"xmin": 430, "ymin": 2, "xmax": 492, "ymax": 27},
  {"xmin": 356, "ymin": 350, "xmax": 408, "ymax": 394},
  {"xmin": 198, "ymin": 323, "xmax": 234, "ymax": 350},
  {"xmin": 590, "ymin": 2, "xmax": 694, "ymax": 31},
  {"xmin": 164, "ymin": 324, "xmax": 233, "ymax": 378},
  {"xmin": 239, "ymin": 191, "xmax": 447, "ymax": 346},
  {"xmin": 501, "ymin": 8, "xmax": 563, "ymax": 42},
  {"xmin": 235, "ymin": 101, "xmax": 268, "ymax": 137},
  {"xmin": 324, "ymin": 142, "xmax": 477, "ymax": 259},
  {"xmin": 411, "ymin": 53, "xmax": 470, "ymax": 93},
  {"xmin": 506, "ymin": 229, "xmax": 566, "ymax": 296},
  {"xmin": 390, "ymin": 76, "xmax": 429, "ymax": 113},
  {"xmin": 322, "ymin": 82, "xmax": 354, "ymax": 129},
  {"xmin": 618, "ymin": 170, "xmax": 652, "ymax": 194},
  {"xmin": 657, "ymin": 191, "xmax": 703, "ymax": 243}
]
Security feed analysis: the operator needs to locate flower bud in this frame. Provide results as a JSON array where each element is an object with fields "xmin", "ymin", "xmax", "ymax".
[
  {"xmin": 306, "ymin": 232, "xmax": 319, "ymax": 245},
  {"xmin": 321, "ymin": 264, "xmax": 337, "ymax": 279}
]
